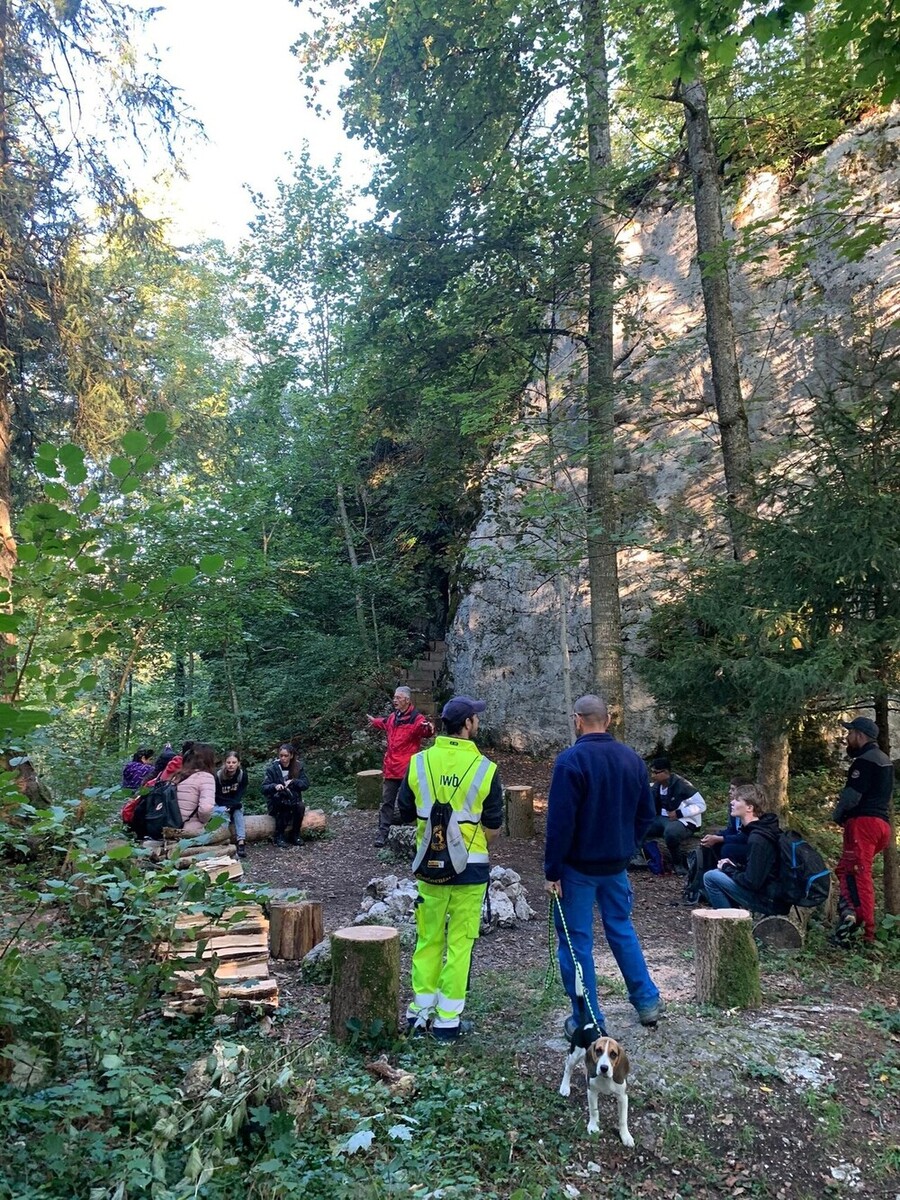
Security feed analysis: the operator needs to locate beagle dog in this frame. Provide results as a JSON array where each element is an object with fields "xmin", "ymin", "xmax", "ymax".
[{"xmin": 559, "ymin": 1033, "xmax": 634, "ymax": 1147}]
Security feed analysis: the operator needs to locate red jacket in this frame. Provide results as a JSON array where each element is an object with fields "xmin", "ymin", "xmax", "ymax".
[{"xmin": 371, "ymin": 708, "xmax": 434, "ymax": 779}]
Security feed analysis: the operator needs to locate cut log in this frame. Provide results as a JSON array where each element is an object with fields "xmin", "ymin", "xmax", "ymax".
[
  {"xmin": 693, "ymin": 908, "xmax": 761, "ymax": 1008},
  {"xmin": 753, "ymin": 912, "xmax": 807, "ymax": 951},
  {"xmin": 205, "ymin": 810, "xmax": 326, "ymax": 844},
  {"xmin": 194, "ymin": 857, "xmax": 244, "ymax": 882},
  {"xmin": 173, "ymin": 952, "xmax": 270, "ymax": 984},
  {"xmin": 161, "ymin": 934, "xmax": 270, "ymax": 958},
  {"xmin": 173, "ymin": 846, "xmax": 238, "ymax": 869},
  {"xmin": 270, "ymin": 901, "xmax": 324, "ymax": 960},
  {"xmin": 174, "ymin": 904, "xmax": 266, "ymax": 929},
  {"xmin": 356, "ymin": 770, "xmax": 383, "ymax": 811},
  {"xmin": 330, "ymin": 925, "xmax": 400, "ymax": 1042},
  {"xmin": 504, "ymin": 786, "xmax": 535, "ymax": 839}
]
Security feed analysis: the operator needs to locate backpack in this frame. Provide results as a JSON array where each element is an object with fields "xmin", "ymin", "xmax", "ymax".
[
  {"xmin": 126, "ymin": 780, "xmax": 185, "ymax": 840},
  {"xmin": 777, "ymin": 830, "xmax": 831, "ymax": 908},
  {"xmin": 682, "ymin": 848, "xmax": 704, "ymax": 904},
  {"xmin": 411, "ymin": 801, "xmax": 470, "ymax": 884}
]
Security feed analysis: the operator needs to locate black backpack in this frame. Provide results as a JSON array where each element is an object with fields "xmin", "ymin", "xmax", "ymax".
[
  {"xmin": 777, "ymin": 830, "xmax": 831, "ymax": 908},
  {"xmin": 130, "ymin": 780, "xmax": 185, "ymax": 840},
  {"xmin": 411, "ymin": 801, "xmax": 470, "ymax": 884}
]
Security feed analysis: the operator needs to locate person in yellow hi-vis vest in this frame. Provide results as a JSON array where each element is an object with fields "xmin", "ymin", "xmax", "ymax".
[{"xmin": 397, "ymin": 695, "xmax": 503, "ymax": 1041}]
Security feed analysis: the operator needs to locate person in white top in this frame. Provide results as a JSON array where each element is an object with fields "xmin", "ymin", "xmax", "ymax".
[{"xmin": 642, "ymin": 756, "xmax": 706, "ymax": 873}]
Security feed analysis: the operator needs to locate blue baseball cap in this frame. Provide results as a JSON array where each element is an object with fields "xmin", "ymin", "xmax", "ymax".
[{"xmin": 441, "ymin": 695, "xmax": 487, "ymax": 724}]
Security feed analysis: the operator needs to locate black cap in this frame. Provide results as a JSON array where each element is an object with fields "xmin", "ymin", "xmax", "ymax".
[{"xmin": 841, "ymin": 716, "xmax": 879, "ymax": 740}]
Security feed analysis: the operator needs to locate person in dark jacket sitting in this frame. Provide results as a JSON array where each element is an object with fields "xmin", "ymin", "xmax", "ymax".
[
  {"xmin": 703, "ymin": 783, "xmax": 785, "ymax": 915},
  {"xmin": 262, "ymin": 743, "xmax": 309, "ymax": 848}
]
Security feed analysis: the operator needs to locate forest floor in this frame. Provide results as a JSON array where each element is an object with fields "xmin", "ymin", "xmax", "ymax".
[{"xmin": 235, "ymin": 753, "xmax": 900, "ymax": 1200}]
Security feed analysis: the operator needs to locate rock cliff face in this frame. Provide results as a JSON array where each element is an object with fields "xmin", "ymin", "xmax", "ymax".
[{"xmin": 447, "ymin": 109, "xmax": 900, "ymax": 753}]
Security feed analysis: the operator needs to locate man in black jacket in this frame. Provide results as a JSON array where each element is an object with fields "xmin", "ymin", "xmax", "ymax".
[
  {"xmin": 702, "ymin": 784, "xmax": 785, "ymax": 914},
  {"xmin": 832, "ymin": 716, "xmax": 893, "ymax": 945}
]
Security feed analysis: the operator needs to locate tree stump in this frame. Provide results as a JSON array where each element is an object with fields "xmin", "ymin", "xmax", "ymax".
[
  {"xmin": 270, "ymin": 901, "xmax": 324, "ymax": 960},
  {"xmin": 206, "ymin": 810, "xmax": 326, "ymax": 844},
  {"xmin": 505, "ymin": 786, "xmax": 535, "ymax": 839},
  {"xmin": 356, "ymin": 770, "xmax": 383, "ymax": 810},
  {"xmin": 330, "ymin": 925, "xmax": 400, "ymax": 1042},
  {"xmin": 693, "ymin": 908, "xmax": 761, "ymax": 1008}
]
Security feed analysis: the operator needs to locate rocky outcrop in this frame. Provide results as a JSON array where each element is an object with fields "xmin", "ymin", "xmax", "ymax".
[{"xmin": 448, "ymin": 109, "xmax": 900, "ymax": 753}]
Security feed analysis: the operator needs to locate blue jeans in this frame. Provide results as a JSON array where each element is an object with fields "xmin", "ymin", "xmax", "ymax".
[
  {"xmin": 213, "ymin": 805, "xmax": 245, "ymax": 843},
  {"xmin": 703, "ymin": 869, "xmax": 778, "ymax": 915},
  {"xmin": 555, "ymin": 865, "xmax": 659, "ymax": 1027}
]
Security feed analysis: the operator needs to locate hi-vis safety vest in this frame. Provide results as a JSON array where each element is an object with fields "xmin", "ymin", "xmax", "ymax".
[{"xmin": 408, "ymin": 736, "xmax": 496, "ymax": 874}]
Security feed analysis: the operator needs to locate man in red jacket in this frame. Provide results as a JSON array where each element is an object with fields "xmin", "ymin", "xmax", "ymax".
[{"xmin": 367, "ymin": 686, "xmax": 434, "ymax": 847}]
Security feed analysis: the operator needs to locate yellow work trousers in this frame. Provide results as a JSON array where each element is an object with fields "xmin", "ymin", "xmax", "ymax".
[{"xmin": 407, "ymin": 881, "xmax": 486, "ymax": 1030}]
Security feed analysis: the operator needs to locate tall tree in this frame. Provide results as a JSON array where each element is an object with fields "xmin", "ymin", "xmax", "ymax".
[
  {"xmin": 0, "ymin": 0, "xmax": 186, "ymax": 647},
  {"xmin": 581, "ymin": 0, "xmax": 625, "ymax": 731}
]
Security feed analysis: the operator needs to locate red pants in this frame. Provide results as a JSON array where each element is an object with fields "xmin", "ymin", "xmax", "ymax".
[{"xmin": 837, "ymin": 816, "xmax": 892, "ymax": 941}]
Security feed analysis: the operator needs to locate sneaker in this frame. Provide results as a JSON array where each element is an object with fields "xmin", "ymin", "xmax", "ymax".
[
  {"xmin": 374, "ymin": 834, "xmax": 388, "ymax": 848},
  {"xmin": 406, "ymin": 1016, "xmax": 430, "ymax": 1037},
  {"xmin": 432, "ymin": 1019, "xmax": 474, "ymax": 1042},
  {"xmin": 638, "ymin": 996, "xmax": 666, "ymax": 1027},
  {"xmin": 273, "ymin": 834, "xmax": 288, "ymax": 848},
  {"xmin": 829, "ymin": 912, "xmax": 860, "ymax": 947},
  {"xmin": 236, "ymin": 842, "xmax": 247, "ymax": 859}
]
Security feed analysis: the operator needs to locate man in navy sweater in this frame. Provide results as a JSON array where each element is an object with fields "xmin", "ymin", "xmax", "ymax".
[{"xmin": 544, "ymin": 694, "xmax": 663, "ymax": 1037}]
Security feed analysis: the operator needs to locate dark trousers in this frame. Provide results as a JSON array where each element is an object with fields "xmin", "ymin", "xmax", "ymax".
[
  {"xmin": 377, "ymin": 777, "xmax": 403, "ymax": 836},
  {"xmin": 275, "ymin": 801, "xmax": 305, "ymax": 843},
  {"xmin": 644, "ymin": 817, "xmax": 697, "ymax": 867}
]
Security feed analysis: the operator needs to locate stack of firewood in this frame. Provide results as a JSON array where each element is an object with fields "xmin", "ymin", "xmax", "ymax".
[
  {"xmin": 157, "ymin": 902, "xmax": 279, "ymax": 1016},
  {"xmin": 139, "ymin": 838, "xmax": 246, "ymax": 881}
]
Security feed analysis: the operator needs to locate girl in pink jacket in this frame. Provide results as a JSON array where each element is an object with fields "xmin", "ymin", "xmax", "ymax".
[{"xmin": 173, "ymin": 743, "xmax": 217, "ymax": 837}]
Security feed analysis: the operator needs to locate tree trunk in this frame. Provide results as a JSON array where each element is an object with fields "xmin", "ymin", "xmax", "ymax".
[
  {"xmin": 693, "ymin": 908, "xmax": 760, "ymax": 1007},
  {"xmin": 223, "ymin": 649, "xmax": 244, "ymax": 748},
  {"xmin": 330, "ymin": 925, "xmax": 400, "ymax": 1042},
  {"xmin": 679, "ymin": 73, "xmax": 754, "ymax": 563},
  {"xmin": 557, "ymin": 570, "xmax": 576, "ymax": 746},
  {"xmin": 356, "ymin": 769, "xmax": 383, "ymax": 810},
  {"xmin": 756, "ymin": 726, "xmax": 788, "ymax": 814},
  {"xmin": 269, "ymin": 901, "xmax": 324, "ymax": 960},
  {"xmin": 580, "ymin": 0, "xmax": 625, "ymax": 736},
  {"xmin": 0, "ymin": 0, "xmax": 17, "ymax": 700},
  {"xmin": 174, "ymin": 648, "xmax": 185, "ymax": 724},
  {"xmin": 542, "ymin": 340, "xmax": 577, "ymax": 745},
  {"xmin": 874, "ymin": 692, "xmax": 899, "ymax": 914},
  {"xmin": 124, "ymin": 671, "xmax": 133, "ymax": 747},
  {"xmin": 336, "ymin": 479, "xmax": 370, "ymax": 653},
  {"xmin": 504, "ymin": 786, "xmax": 535, "ymax": 839}
]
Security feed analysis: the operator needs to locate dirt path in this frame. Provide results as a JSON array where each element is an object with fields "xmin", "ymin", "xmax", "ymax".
[{"xmin": 234, "ymin": 756, "xmax": 899, "ymax": 1199}]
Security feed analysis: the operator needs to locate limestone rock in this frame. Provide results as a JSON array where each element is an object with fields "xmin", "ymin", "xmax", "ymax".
[{"xmin": 446, "ymin": 109, "xmax": 900, "ymax": 755}]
